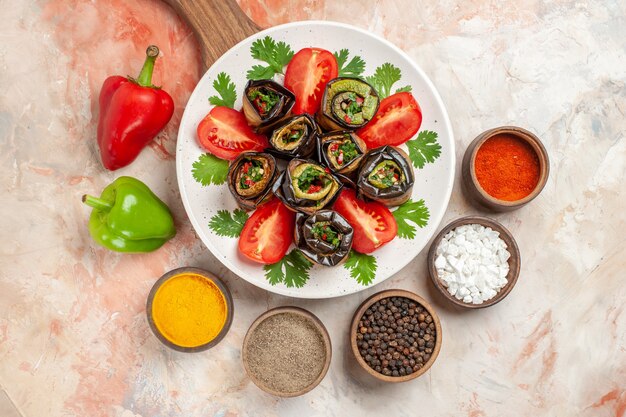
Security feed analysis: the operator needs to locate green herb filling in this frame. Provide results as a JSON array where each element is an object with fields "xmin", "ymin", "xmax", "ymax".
[
  {"xmin": 239, "ymin": 160, "xmax": 265, "ymax": 189},
  {"xmin": 329, "ymin": 137, "xmax": 359, "ymax": 167},
  {"xmin": 297, "ymin": 166, "xmax": 330, "ymax": 194},
  {"xmin": 284, "ymin": 127, "xmax": 304, "ymax": 144},
  {"xmin": 311, "ymin": 221, "xmax": 342, "ymax": 248},
  {"xmin": 248, "ymin": 88, "xmax": 280, "ymax": 116},
  {"xmin": 368, "ymin": 161, "xmax": 404, "ymax": 189}
]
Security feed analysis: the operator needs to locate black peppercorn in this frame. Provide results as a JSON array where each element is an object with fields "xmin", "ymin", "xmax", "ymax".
[{"xmin": 356, "ymin": 297, "xmax": 437, "ymax": 378}]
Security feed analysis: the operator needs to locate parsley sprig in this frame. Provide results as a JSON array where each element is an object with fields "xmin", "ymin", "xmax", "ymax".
[
  {"xmin": 247, "ymin": 36, "xmax": 294, "ymax": 80},
  {"xmin": 392, "ymin": 199, "xmax": 430, "ymax": 239},
  {"xmin": 365, "ymin": 63, "xmax": 412, "ymax": 99},
  {"xmin": 208, "ymin": 209, "xmax": 249, "ymax": 238},
  {"xmin": 334, "ymin": 49, "xmax": 366, "ymax": 77},
  {"xmin": 406, "ymin": 130, "xmax": 442, "ymax": 169},
  {"xmin": 208, "ymin": 72, "xmax": 237, "ymax": 108},
  {"xmin": 264, "ymin": 249, "xmax": 313, "ymax": 288},
  {"xmin": 344, "ymin": 250, "xmax": 377, "ymax": 285},
  {"xmin": 192, "ymin": 153, "xmax": 229, "ymax": 186}
]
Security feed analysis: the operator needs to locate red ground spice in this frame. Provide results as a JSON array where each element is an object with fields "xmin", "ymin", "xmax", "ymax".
[{"xmin": 474, "ymin": 134, "xmax": 540, "ymax": 201}]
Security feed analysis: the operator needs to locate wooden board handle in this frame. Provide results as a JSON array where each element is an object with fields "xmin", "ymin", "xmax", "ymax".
[{"xmin": 163, "ymin": 0, "xmax": 260, "ymax": 69}]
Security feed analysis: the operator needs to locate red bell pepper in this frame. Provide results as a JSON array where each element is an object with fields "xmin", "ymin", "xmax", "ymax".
[{"xmin": 97, "ymin": 45, "xmax": 174, "ymax": 170}]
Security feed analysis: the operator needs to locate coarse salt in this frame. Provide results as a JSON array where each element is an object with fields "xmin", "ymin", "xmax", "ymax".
[{"xmin": 435, "ymin": 224, "xmax": 510, "ymax": 305}]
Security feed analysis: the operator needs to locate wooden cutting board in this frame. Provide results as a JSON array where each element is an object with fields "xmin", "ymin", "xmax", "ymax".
[{"xmin": 163, "ymin": 0, "xmax": 261, "ymax": 69}]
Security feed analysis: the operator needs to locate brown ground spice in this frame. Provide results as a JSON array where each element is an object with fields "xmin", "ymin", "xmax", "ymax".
[{"xmin": 244, "ymin": 312, "xmax": 327, "ymax": 393}]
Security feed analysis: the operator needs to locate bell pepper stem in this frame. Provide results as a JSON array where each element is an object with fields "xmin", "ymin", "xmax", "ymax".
[
  {"xmin": 136, "ymin": 45, "xmax": 160, "ymax": 88},
  {"xmin": 82, "ymin": 194, "xmax": 113, "ymax": 212}
]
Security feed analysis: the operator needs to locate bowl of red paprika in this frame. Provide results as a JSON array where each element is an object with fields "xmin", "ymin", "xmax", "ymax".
[{"xmin": 462, "ymin": 126, "xmax": 549, "ymax": 211}]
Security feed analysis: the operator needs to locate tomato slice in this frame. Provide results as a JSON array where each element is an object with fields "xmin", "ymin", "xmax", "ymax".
[
  {"xmin": 332, "ymin": 189, "xmax": 397, "ymax": 254},
  {"xmin": 284, "ymin": 48, "xmax": 338, "ymax": 115},
  {"xmin": 238, "ymin": 198, "xmax": 295, "ymax": 264},
  {"xmin": 357, "ymin": 92, "xmax": 422, "ymax": 148},
  {"xmin": 197, "ymin": 106, "xmax": 269, "ymax": 160}
]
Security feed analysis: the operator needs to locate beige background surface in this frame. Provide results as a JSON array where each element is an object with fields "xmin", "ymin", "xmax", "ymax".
[{"xmin": 0, "ymin": 1, "xmax": 624, "ymax": 416}]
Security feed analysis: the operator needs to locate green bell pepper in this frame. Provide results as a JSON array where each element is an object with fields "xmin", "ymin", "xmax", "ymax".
[{"xmin": 82, "ymin": 176, "xmax": 176, "ymax": 252}]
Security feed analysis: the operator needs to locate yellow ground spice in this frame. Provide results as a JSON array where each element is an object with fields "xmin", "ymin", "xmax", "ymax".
[{"xmin": 151, "ymin": 273, "xmax": 227, "ymax": 348}]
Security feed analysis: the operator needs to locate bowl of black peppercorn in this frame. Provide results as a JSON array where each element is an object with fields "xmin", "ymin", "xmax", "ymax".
[{"xmin": 350, "ymin": 289, "xmax": 442, "ymax": 382}]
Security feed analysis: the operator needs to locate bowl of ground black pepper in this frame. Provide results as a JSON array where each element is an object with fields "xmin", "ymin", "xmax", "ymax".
[
  {"xmin": 462, "ymin": 126, "xmax": 549, "ymax": 211},
  {"xmin": 350, "ymin": 290, "xmax": 442, "ymax": 382},
  {"xmin": 242, "ymin": 307, "xmax": 332, "ymax": 397}
]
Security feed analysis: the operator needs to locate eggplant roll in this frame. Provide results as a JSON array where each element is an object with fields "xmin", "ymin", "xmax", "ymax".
[
  {"xmin": 317, "ymin": 77, "xmax": 379, "ymax": 131},
  {"xmin": 242, "ymin": 79, "xmax": 295, "ymax": 132},
  {"xmin": 227, "ymin": 152, "xmax": 278, "ymax": 210},
  {"xmin": 294, "ymin": 210, "xmax": 354, "ymax": 266},
  {"xmin": 268, "ymin": 114, "xmax": 320, "ymax": 159},
  {"xmin": 319, "ymin": 131, "xmax": 367, "ymax": 176},
  {"xmin": 272, "ymin": 159, "xmax": 342, "ymax": 214},
  {"xmin": 357, "ymin": 146, "xmax": 414, "ymax": 206}
]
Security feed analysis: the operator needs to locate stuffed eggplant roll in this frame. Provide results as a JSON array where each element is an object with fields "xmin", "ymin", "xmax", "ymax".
[
  {"xmin": 319, "ymin": 131, "xmax": 367, "ymax": 176},
  {"xmin": 227, "ymin": 152, "xmax": 278, "ymax": 210},
  {"xmin": 357, "ymin": 146, "xmax": 414, "ymax": 206},
  {"xmin": 294, "ymin": 210, "xmax": 353, "ymax": 266},
  {"xmin": 317, "ymin": 77, "xmax": 379, "ymax": 131},
  {"xmin": 273, "ymin": 159, "xmax": 341, "ymax": 214},
  {"xmin": 268, "ymin": 114, "xmax": 320, "ymax": 159},
  {"xmin": 242, "ymin": 79, "xmax": 295, "ymax": 132}
]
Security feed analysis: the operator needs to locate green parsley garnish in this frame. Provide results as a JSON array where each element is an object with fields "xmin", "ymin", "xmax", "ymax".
[
  {"xmin": 406, "ymin": 130, "xmax": 442, "ymax": 169},
  {"xmin": 208, "ymin": 209, "xmax": 249, "ymax": 238},
  {"xmin": 334, "ymin": 49, "xmax": 366, "ymax": 77},
  {"xmin": 208, "ymin": 72, "xmax": 237, "ymax": 108},
  {"xmin": 394, "ymin": 85, "xmax": 413, "ymax": 93},
  {"xmin": 344, "ymin": 250, "xmax": 377, "ymax": 285},
  {"xmin": 247, "ymin": 36, "xmax": 295, "ymax": 80},
  {"xmin": 365, "ymin": 63, "xmax": 412, "ymax": 99},
  {"xmin": 264, "ymin": 249, "xmax": 313, "ymax": 288},
  {"xmin": 392, "ymin": 199, "xmax": 430, "ymax": 239},
  {"xmin": 192, "ymin": 153, "xmax": 229, "ymax": 186}
]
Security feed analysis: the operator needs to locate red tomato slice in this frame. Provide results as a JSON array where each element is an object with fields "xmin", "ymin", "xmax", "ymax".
[
  {"xmin": 197, "ymin": 106, "xmax": 269, "ymax": 160},
  {"xmin": 284, "ymin": 48, "xmax": 338, "ymax": 115},
  {"xmin": 238, "ymin": 198, "xmax": 295, "ymax": 264},
  {"xmin": 357, "ymin": 92, "xmax": 422, "ymax": 148},
  {"xmin": 332, "ymin": 189, "xmax": 397, "ymax": 254}
]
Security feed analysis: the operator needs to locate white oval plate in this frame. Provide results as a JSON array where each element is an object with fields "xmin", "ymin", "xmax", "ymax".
[{"xmin": 176, "ymin": 21, "xmax": 454, "ymax": 299}]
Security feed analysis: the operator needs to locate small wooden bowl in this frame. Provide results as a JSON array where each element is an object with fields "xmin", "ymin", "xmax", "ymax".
[
  {"xmin": 146, "ymin": 267, "xmax": 234, "ymax": 352},
  {"xmin": 350, "ymin": 290, "xmax": 442, "ymax": 383},
  {"xmin": 242, "ymin": 306, "xmax": 332, "ymax": 397},
  {"xmin": 462, "ymin": 126, "xmax": 549, "ymax": 211},
  {"xmin": 427, "ymin": 216, "xmax": 521, "ymax": 309}
]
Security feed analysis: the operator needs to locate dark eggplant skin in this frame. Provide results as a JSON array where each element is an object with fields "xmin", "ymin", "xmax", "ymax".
[
  {"xmin": 268, "ymin": 114, "xmax": 320, "ymax": 160},
  {"xmin": 227, "ymin": 152, "xmax": 278, "ymax": 211},
  {"xmin": 242, "ymin": 79, "xmax": 295, "ymax": 133},
  {"xmin": 357, "ymin": 146, "xmax": 414, "ymax": 207},
  {"xmin": 318, "ymin": 131, "xmax": 367, "ymax": 177},
  {"xmin": 294, "ymin": 210, "xmax": 354, "ymax": 266},
  {"xmin": 316, "ymin": 77, "xmax": 380, "ymax": 131},
  {"xmin": 272, "ymin": 159, "xmax": 342, "ymax": 214}
]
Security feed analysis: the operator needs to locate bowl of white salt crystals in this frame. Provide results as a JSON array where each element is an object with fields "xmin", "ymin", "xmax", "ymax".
[{"xmin": 427, "ymin": 216, "xmax": 520, "ymax": 309}]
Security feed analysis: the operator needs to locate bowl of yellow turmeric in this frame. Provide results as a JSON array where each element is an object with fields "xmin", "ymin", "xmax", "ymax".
[{"xmin": 146, "ymin": 267, "xmax": 234, "ymax": 352}]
